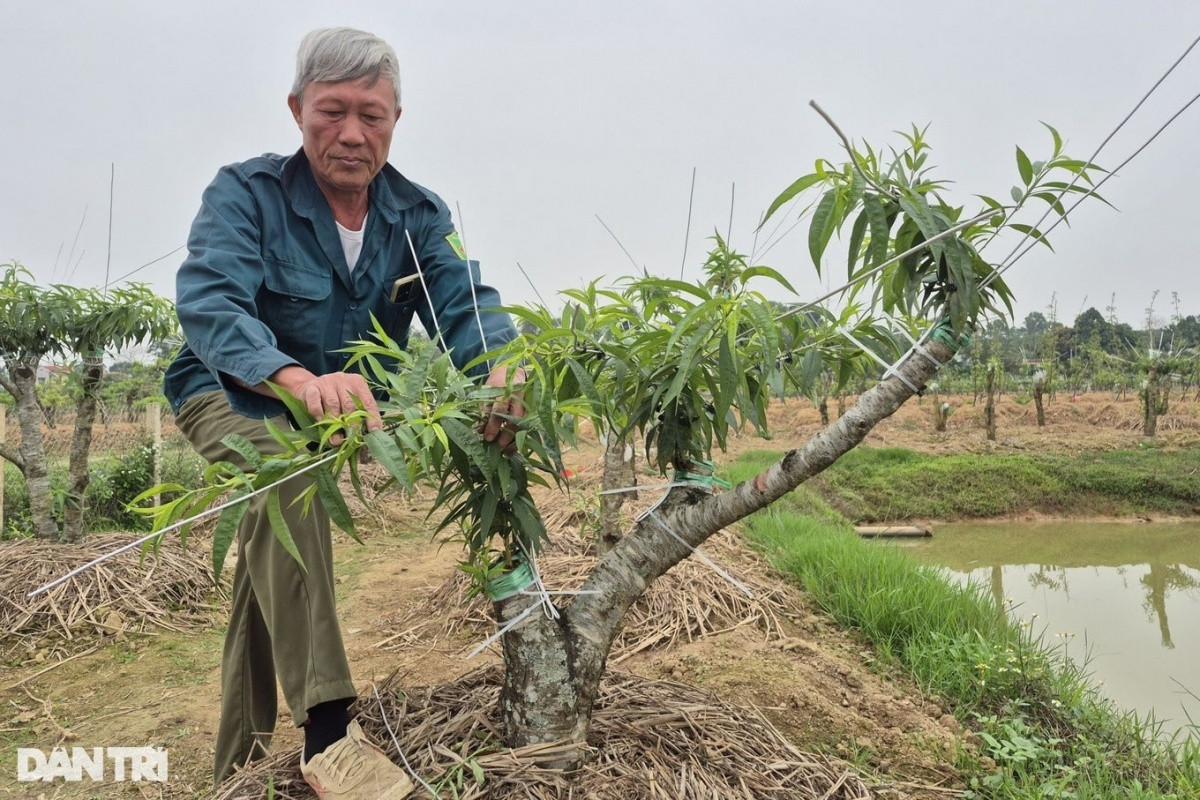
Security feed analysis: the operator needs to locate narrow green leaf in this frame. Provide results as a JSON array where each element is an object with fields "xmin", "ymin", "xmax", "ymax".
[
  {"xmin": 315, "ymin": 466, "xmax": 359, "ymax": 543},
  {"xmin": 440, "ymin": 416, "xmax": 489, "ymax": 474},
  {"xmin": 365, "ymin": 430, "xmax": 414, "ymax": 492},
  {"xmin": 266, "ymin": 489, "xmax": 307, "ymax": 572},
  {"xmin": 266, "ymin": 382, "xmax": 320, "ymax": 435},
  {"xmin": 221, "ymin": 433, "xmax": 264, "ymax": 469},
  {"xmin": 863, "ymin": 194, "xmax": 891, "ymax": 271},
  {"xmin": 846, "ymin": 209, "xmax": 869, "ymax": 280},
  {"xmin": 1016, "ymin": 147, "xmax": 1034, "ymax": 185},
  {"xmin": 808, "ymin": 189, "xmax": 838, "ymax": 274},
  {"xmin": 1007, "ymin": 223, "xmax": 1055, "ymax": 252},
  {"xmin": 761, "ymin": 172, "xmax": 824, "ymax": 225},
  {"xmin": 212, "ymin": 496, "xmax": 249, "ymax": 583},
  {"xmin": 739, "ymin": 266, "xmax": 797, "ymax": 293}
]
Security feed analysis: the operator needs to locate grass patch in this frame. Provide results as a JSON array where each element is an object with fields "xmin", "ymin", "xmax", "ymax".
[
  {"xmin": 805, "ymin": 447, "xmax": 1200, "ymax": 521},
  {"xmin": 723, "ymin": 451, "xmax": 1200, "ymax": 798}
]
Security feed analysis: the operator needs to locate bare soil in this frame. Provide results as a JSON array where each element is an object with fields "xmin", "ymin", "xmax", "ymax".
[{"xmin": 3, "ymin": 390, "xmax": 1196, "ymax": 799}]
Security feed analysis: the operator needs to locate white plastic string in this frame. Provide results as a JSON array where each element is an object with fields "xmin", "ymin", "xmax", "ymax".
[
  {"xmin": 599, "ymin": 481, "xmax": 694, "ymax": 495},
  {"xmin": 371, "ymin": 681, "xmax": 439, "ymax": 798},
  {"xmin": 631, "ymin": 473, "xmax": 755, "ymax": 598},
  {"xmin": 405, "ymin": 229, "xmax": 448, "ymax": 353},
  {"xmin": 644, "ymin": 511, "xmax": 754, "ymax": 598},
  {"xmin": 467, "ymin": 603, "xmax": 539, "ymax": 659},
  {"xmin": 884, "ymin": 315, "xmax": 946, "ymax": 369},
  {"xmin": 838, "ymin": 326, "xmax": 919, "ymax": 393},
  {"xmin": 28, "ymin": 448, "xmax": 340, "ymax": 598},
  {"xmin": 516, "ymin": 539, "xmax": 559, "ymax": 621}
]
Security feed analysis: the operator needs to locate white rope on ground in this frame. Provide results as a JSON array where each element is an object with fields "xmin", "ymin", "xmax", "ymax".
[
  {"xmin": 371, "ymin": 681, "xmax": 440, "ymax": 798},
  {"xmin": 27, "ymin": 448, "xmax": 341, "ymax": 598}
]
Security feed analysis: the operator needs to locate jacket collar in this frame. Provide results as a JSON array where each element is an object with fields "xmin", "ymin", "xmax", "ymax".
[{"xmin": 280, "ymin": 148, "xmax": 425, "ymax": 225}]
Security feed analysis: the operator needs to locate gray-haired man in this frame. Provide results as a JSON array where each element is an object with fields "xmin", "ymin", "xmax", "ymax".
[{"xmin": 166, "ymin": 27, "xmax": 522, "ymax": 799}]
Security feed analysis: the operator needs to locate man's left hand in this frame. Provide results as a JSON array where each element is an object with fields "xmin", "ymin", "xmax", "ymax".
[{"xmin": 481, "ymin": 366, "xmax": 526, "ymax": 455}]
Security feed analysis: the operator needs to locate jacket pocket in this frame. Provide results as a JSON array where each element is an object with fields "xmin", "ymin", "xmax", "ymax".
[{"xmin": 259, "ymin": 259, "xmax": 333, "ymax": 346}]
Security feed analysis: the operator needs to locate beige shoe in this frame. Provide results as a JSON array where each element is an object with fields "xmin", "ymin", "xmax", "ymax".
[{"xmin": 301, "ymin": 720, "xmax": 415, "ymax": 800}]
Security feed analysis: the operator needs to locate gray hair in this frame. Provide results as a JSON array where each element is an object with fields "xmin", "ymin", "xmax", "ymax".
[{"xmin": 292, "ymin": 27, "xmax": 401, "ymax": 107}]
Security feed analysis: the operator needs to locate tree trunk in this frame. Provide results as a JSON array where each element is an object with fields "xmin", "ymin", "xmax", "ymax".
[
  {"xmin": 1142, "ymin": 362, "xmax": 1160, "ymax": 437},
  {"xmin": 1033, "ymin": 377, "xmax": 1045, "ymax": 427},
  {"xmin": 62, "ymin": 356, "xmax": 104, "ymax": 542},
  {"xmin": 932, "ymin": 389, "xmax": 947, "ymax": 432},
  {"xmin": 836, "ymin": 393, "xmax": 846, "ymax": 418},
  {"xmin": 984, "ymin": 365, "xmax": 997, "ymax": 441},
  {"xmin": 491, "ymin": 337, "xmax": 958, "ymax": 762},
  {"xmin": 7, "ymin": 364, "xmax": 59, "ymax": 540},
  {"xmin": 597, "ymin": 431, "xmax": 636, "ymax": 554},
  {"xmin": 817, "ymin": 396, "xmax": 829, "ymax": 426}
]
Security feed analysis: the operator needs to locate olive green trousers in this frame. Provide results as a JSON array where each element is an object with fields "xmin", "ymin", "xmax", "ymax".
[{"xmin": 175, "ymin": 391, "xmax": 356, "ymax": 787}]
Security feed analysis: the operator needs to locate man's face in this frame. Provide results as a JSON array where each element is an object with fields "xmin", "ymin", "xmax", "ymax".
[{"xmin": 287, "ymin": 77, "xmax": 401, "ymax": 200}]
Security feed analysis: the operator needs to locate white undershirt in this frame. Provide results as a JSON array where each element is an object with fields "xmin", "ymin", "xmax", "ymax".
[{"xmin": 335, "ymin": 212, "xmax": 367, "ymax": 273}]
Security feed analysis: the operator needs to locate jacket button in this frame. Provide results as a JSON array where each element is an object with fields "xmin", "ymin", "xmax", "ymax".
[{"xmin": 348, "ymin": 302, "xmax": 358, "ymax": 310}]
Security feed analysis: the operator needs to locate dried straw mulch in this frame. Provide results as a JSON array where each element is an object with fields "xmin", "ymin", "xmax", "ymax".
[
  {"xmin": 0, "ymin": 532, "xmax": 222, "ymax": 660},
  {"xmin": 381, "ymin": 527, "xmax": 798, "ymax": 664},
  {"xmin": 214, "ymin": 665, "xmax": 904, "ymax": 799}
]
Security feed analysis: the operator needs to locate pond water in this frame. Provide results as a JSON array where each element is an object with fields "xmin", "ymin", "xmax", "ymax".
[{"xmin": 899, "ymin": 521, "xmax": 1200, "ymax": 736}]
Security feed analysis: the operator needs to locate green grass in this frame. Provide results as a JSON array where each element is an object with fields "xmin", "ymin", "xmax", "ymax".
[
  {"xmin": 722, "ymin": 451, "xmax": 1200, "ymax": 798},
  {"xmin": 797, "ymin": 446, "xmax": 1200, "ymax": 521}
]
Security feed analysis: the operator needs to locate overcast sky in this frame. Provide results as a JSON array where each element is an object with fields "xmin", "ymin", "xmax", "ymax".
[{"xmin": 3, "ymin": 1, "xmax": 1199, "ymax": 330}]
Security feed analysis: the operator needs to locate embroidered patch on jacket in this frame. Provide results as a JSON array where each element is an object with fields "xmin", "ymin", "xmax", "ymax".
[{"xmin": 445, "ymin": 231, "xmax": 467, "ymax": 260}]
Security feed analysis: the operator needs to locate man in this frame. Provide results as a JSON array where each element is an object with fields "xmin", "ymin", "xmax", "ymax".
[{"xmin": 164, "ymin": 27, "xmax": 521, "ymax": 799}]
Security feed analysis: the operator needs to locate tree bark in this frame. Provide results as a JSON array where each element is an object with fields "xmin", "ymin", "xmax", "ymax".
[
  {"xmin": 597, "ymin": 431, "xmax": 636, "ymax": 554},
  {"xmin": 817, "ymin": 396, "xmax": 829, "ymax": 426},
  {"xmin": 1142, "ymin": 362, "xmax": 1160, "ymax": 437},
  {"xmin": 984, "ymin": 365, "xmax": 997, "ymax": 441},
  {"xmin": 62, "ymin": 356, "xmax": 104, "ymax": 542},
  {"xmin": 491, "ymin": 337, "xmax": 958, "ymax": 761},
  {"xmin": 1033, "ymin": 377, "xmax": 1045, "ymax": 427},
  {"xmin": 8, "ymin": 364, "xmax": 58, "ymax": 540}
]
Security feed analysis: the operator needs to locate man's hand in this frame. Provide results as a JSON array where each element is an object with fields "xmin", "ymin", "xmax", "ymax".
[
  {"xmin": 261, "ymin": 366, "xmax": 382, "ymax": 445},
  {"xmin": 481, "ymin": 366, "xmax": 526, "ymax": 455}
]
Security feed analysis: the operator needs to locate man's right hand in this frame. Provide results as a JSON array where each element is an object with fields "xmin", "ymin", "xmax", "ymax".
[{"xmin": 255, "ymin": 366, "xmax": 383, "ymax": 444}]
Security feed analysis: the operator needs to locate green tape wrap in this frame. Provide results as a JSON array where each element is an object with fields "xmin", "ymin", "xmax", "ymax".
[
  {"xmin": 930, "ymin": 320, "xmax": 971, "ymax": 352},
  {"xmin": 484, "ymin": 560, "xmax": 535, "ymax": 602}
]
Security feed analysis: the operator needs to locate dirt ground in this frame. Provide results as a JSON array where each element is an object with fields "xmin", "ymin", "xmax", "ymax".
[{"xmin": 2, "ymin": 390, "xmax": 1196, "ymax": 799}]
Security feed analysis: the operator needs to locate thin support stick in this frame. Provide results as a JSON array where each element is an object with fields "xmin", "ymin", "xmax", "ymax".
[
  {"xmin": 405, "ymin": 229, "xmax": 448, "ymax": 352},
  {"xmin": 516, "ymin": 261, "xmax": 550, "ymax": 308},
  {"xmin": 727, "ymin": 182, "xmax": 736, "ymax": 245},
  {"xmin": 595, "ymin": 215, "xmax": 641, "ymax": 273},
  {"xmin": 104, "ymin": 163, "xmax": 114, "ymax": 293},
  {"xmin": 454, "ymin": 201, "xmax": 492, "ymax": 372},
  {"xmin": 680, "ymin": 167, "xmax": 696, "ymax": 278}
]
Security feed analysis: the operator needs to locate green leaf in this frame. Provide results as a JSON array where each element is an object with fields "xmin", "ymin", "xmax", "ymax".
[
  {"xmin": 220, "ymin": 433, "xmax": 264, "ymax": 469},
  {"xmin": 1016, "ymin": 147, "xmax": 1034, "ymax": 186},
  {"xmin": 808, "ymin": 189, "xmax": 838, "ymax": 274},
  {"xmin": 440, "ymin": 416, "xmax": 489, "ymax": 474},
  {"xmin": 365, "ymin": 430, "xmax": 414, "ymax": 492},
  {"xmin": 1008, "ymin": 223, "xmax": 1055, "ymax": 252},
  {"xmin": 863, "ymin": 194, "xmax": 891, "ymax": 271},
  {"xmin": 315, "ymin": 466, "xmax": 360, "ymax": 543},
  {"xmin": 266, "ymin": 382, "xmax": 320, "ymax": 435},
  {"xmin": 761, "ymin": 172, "xmax": 824, "ymax": 225},
  {"xmin": 212, "ymin": 495, "xmax": 249, "ymax": 583},
  {"xmin": 739, "ymin": 266, "xmax": 797, "ymax": 293},
  {"xmin": 846, "ymin": 209, "xmax": 869, "ymax": 280},
  {"xmin": 714, "ymin": 332, "xmax": 737, "ymax": 428},
  {"xmin": 266, "ymin": 489, "xmax": 307, "ymax": 572}
]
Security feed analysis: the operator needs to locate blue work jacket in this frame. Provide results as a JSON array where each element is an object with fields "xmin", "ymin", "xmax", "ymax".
[{"xmin": 164, "ymin": 149, "xmax": 516, "ymax": 418}]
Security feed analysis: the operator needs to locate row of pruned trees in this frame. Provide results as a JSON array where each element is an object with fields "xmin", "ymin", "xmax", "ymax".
[{"xmin": 0, "ymin": 263, "xmax": 176, "ymax": 540}]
